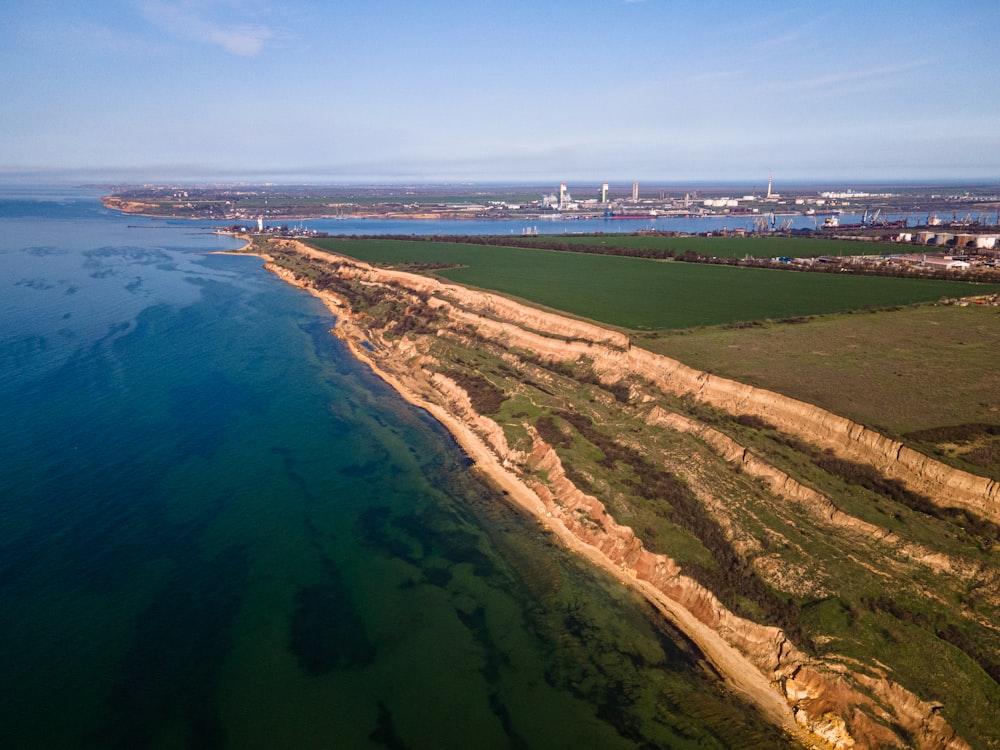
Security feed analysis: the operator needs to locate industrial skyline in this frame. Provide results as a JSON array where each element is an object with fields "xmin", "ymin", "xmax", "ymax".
[{"xmin": 3, "ymin": 1, "xmax": 999, "ymax": 183}]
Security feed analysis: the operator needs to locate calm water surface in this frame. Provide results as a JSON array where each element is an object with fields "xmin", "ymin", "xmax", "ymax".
[
  {"xmin": 240, "ymin": 211, "xmax": 893, "ymax": 236},
  {"xmin": 0, "ymin": 187, "xmax": 794, "ymax": 748}
]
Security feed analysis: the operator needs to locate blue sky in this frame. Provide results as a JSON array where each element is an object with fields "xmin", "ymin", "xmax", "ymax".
[{"xmin": 3, "ymin": 0, "xmax": 998, "ymax": 183}]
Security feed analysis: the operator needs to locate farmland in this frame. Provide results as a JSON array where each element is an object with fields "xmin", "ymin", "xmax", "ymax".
[
  {"xmin": 510, "ymin": 232, "xmax": 892, "ymax": 259},
  {"xmin": 640, "ymin": 304, "xmax": 1000, "ymax": 478},
  {"xmin": 305, "ymin": 237, "xmax": 996, "ymax": 330},
  {"xmin": 303, "ymin": 236, "xmax": 1000, "ymax": 478}
]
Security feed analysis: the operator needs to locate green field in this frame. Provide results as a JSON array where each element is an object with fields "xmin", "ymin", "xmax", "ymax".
[
  {"xmin": 641, "ymin": 304, "xmax": 1000, "ymax": 444},
  {"xmin": 306, "ymin": 238, "xmax": 996, "ymax": 330},
  {"xmin": 511, "ymin": 233, "xmax": 893, "ymax": 259}
]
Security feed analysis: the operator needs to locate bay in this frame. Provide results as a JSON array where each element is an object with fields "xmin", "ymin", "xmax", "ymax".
[
  {"xmin": 246, "ymin": 212, "xmax": 902, "ymax": 237},
  {"xmin": 0, "ymin": 187, "xmax": 794, "ymax": 748}
]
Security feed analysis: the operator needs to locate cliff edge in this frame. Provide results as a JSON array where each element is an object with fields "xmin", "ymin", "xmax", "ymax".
[{"xmin": 252, "ymin": 239, "xmax": 997, "ymax": 749}]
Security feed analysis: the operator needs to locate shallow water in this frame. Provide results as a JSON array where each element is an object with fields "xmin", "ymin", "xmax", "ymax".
[{"xmin": 0, "ymin": 188, "xmax": 794, "ymax": 748}]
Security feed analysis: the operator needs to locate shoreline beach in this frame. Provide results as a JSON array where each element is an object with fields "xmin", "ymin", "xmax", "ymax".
[
  {"xmin": 227, "ymin": 235, "xmax": 985, "ymax": 749},
  {"xmin": 231, "ymin": 239, "xmax": 806, "ymax": 742}
]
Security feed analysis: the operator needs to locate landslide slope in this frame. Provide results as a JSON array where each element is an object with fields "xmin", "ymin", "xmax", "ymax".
[{"xmin": 259, "ymin": 238, "xmax": 1000, "ymax": 750}]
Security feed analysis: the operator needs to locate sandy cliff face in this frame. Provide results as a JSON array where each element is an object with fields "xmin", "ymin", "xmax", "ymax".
[
  {"xmin": 430, "ymin": 272, "xmax": 1000, "ymax": 524},
  {"xmin": 525, "ymin": 435, "xmax": 969, "ymax": 750},
  {"xmin": 687, "ymin": 370, "xmax": 1000, "ymax": 524},
  {"xmin": 414, "ymin": 254, "xmax": 997, "ymax": 524},
  {"xmin": 646, "ymin": 408, "xmax": 987, "ymax": 581},
  {"xmin": 561, "ymin": 348, "xmax": 1000, "ymax": 526},
  {"xmin": 264, "ymin": 242, "xmax": 986, "ymax": 749}
]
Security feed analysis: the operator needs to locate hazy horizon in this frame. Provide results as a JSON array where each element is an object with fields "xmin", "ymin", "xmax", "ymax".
[
  {"xmin": 5, "ymin": 172, "xmax": 1000, "ymax": 193},
  {"xmin": 4, "ymin": 1, "xmax": 998, "ymax": 184}
]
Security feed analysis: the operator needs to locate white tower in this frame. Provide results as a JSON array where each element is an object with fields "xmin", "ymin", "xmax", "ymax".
[
  {"xmin": 558, "ymin": 183, "xmax": 569, "ymax": 209},
  {"xmin": 632, "ymin": 181, "xmax": 639, "ymax": 202},
  {"xmin": 601, "ymin": 182, "xmax": 609, "ymax": 203},
  {"xmin": 766, "ymin": 171, "xmax": 773, "ymax": 200},
  {"xmin": 257, "ymin": 215, "xmax": 264, "ymax": 232}
]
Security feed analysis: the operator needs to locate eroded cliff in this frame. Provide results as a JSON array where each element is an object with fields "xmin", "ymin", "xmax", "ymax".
[{"xmin": 254, "ymin": 239, "xmax": 998, "ymax": 749}]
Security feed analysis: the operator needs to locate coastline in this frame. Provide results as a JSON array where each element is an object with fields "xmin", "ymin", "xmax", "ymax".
[
  {"xmin": 235, "ymin": 240, "xmax": 805, "ymax": 741},
  {"xmin": 229, "ymin": 237, "xmax": 984, "ymax": 749}
]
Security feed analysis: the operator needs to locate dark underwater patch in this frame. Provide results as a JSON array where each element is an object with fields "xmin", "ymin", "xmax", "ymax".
[
  {"xmin": 14, "ymin": 277, "xmax": 56, "ymax": 290},
  {"xmin": 368, "ymin": 701, "xmax": 410, "ymax": 750},
  {"xmin": 355, "ymin": 505, "xmax": 423, "ymax": 564},
  {"xmin": 423, "ymin": 565, "xmax": 453, "ymax": 587},
  {"xmin": 92, "ymin": 545, "xmax": 249, "ymax": 750},
  {"xmin": 289, "ymin": 580, "xmax": 375, "ymax": 675},
  {"xmin": 25, "ymin": 245, "xmax": 69, "ymax": 256}
]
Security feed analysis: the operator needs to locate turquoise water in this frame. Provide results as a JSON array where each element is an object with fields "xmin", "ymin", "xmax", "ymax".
[{"xmin": 0, "ymin": 188, "xmax": 793, "ymax": 748}]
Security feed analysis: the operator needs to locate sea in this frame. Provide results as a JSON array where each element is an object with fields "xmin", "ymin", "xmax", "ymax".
[{"xmin": 0, "ymin": 186, "xmax": 796, "ymax": 749}]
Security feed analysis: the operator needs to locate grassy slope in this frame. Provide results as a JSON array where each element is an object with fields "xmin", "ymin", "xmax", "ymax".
[
  {"xmin": 638, "ymin": 305, "xmax": 1000, "ymax": 433},
  {"xmin": 639, "ymin": 305, "xmax": 1000, "ymax": 480}
]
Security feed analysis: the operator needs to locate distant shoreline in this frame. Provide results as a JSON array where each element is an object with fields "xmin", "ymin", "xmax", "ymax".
[{"xmin": 102, "ymin": 187, "xmax": 1000, "ymax": 229}]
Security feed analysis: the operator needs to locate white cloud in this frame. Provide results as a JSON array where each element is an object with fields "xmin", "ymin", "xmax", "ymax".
[
  {"xmin": 205, "ymin": 22, "xmax": 274, "ymax": 56},
  {"xmin": 139, "ymin": 1, "xmax": 279, "ymax": 56}
]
